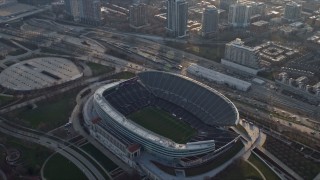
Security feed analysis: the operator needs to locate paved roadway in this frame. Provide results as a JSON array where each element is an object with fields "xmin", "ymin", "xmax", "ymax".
[
  {"xmin": 87, "ymin": 28, "xmax": 320, "ymax": 119},
  {"xmin": 236, "ymin": 120, "xmax": 300, "ymax": 180},
  {"xmin": 236, "ymin": 102, "xmax": 320, "ymax": 139},
  {"xmin": 0, "ymin": 70, "xmax": 119, "ymax": 114},
  {"xmin": 0, "ymin": 118, "xmax": 105, "ymax": 180}
]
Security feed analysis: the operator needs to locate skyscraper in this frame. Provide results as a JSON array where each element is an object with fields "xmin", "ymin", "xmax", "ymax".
[
  {"xmin": 228, "ymin": 3, "xmax": 252, "ymax": 27},
  {"xmin": 283, "ymin": 1, "xmax": 302, "ymax": 21},
  {"xmin": 166, "ymin": 0, "xmax": 188, "ymax": 38},
  {"xmin": 129, "ymin": 3, "xmax": 148, "ymax": 29},
  {"xmin": 201, "ymin": 6, "xmax": 219, "ymax": 37},
  {"xmin": 65, "ymin": 0, "xmax": 82, "ymax": 22},
  {"xmin": 65, "ymin": 0, "xmax": 101, "ymax": 25},
  {"xmin": 219, "ymin": 0, "xmax": 237, "ymax": 11}
]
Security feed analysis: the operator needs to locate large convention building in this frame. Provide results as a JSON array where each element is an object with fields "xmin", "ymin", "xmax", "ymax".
[{"xmin": 82, "ymin": 71, "xmax": 241, "ymax": 179}]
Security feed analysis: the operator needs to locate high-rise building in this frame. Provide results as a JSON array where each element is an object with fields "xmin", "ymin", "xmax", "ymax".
[
  {"xmin": 166, "ymin": 0, "xmax": 188, "ymax": 38},
  {"xmin": 283, "ymin": 1, "xmax": 302, "ymax": 21},
  {"xmin": 252, "ymin": 2, "xmax": 266, "ymax": 16},
  {"xmin": 220, "ymin": 0, "xmax": 237, "ymax": 11},
  {"xmin": 65, "ymin": 0, "xmax": 101, "ymax": 25},
  {"xmin": 223, "ymin": 38, "xmax": 261, "ymax": 69},
  {"xmin": 201, "ymin": 6, "xmax": 219, "ymax": 37},
  {"xmin": 228, "ymin": 3, "xmax": 252, "ymax": 27},
  {"xmin": 65, "ymin": 0, "xmax": 82, "ymax": 21},
  {"xmin": 17, "ymin": 0, "xmax": 50, "ymax": 5},
  {"xmin": 129, "ymin": 3, "xmax": 148, "ymax": 29}
]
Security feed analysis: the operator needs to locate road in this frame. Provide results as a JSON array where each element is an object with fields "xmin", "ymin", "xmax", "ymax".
[
  {"xmin": 0, "ymin": 117, "xmax": 105, "ymax": 180},
  {"xmin": 0, "ymin": 70, "xmax": 119, "ymax": 114}
]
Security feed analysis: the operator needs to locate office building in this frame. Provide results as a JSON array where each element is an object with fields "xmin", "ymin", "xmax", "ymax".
[
  {"xmin": 166, "ymin": 0, "xmax": 188, "ymax": 38},
  {"xmin": 222, "ymin": 38, "xmax": 261, "ymax": 74},
  {"xmin": 17, "ymin": 0, "xmax": 50, "ymax": 5},
  {"xmin": 228, "ymin": 3, "xmax": 252, "ymax": 27},
  {"xmin": 65, "ymin": 0, "xmax": 101, "ymax": 25},
  {"xmin": 252, "ymin": 2, "xmax": 266, "ymax": 16},
  {"xmin": 129, "ymin": 3, "xmax": 148, "ymax": 29},
  {"xmin": 220, "ymin": 0, "xmax": 237, "ymax": 11},
  {"xmin": 283, "ymin": 1, "xmax": 302, "ymax": 21},
  {"xmin": 201, "ymin": 5, "xmax": 219, "ymax": 37}
]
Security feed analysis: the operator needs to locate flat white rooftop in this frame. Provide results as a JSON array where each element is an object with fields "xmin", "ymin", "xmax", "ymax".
[
  {"xmin": 187, "ymin": 64, "xmax": 252, "ymax": 91},
  {"xmin": 0, "ymin": 57, "xmax": 83, "ymax": 91}
]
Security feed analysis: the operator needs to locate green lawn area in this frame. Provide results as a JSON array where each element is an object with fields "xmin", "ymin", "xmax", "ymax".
[
  {"xmin": 263, "ymin": 136, "xmax": 320, "ymax": 179},
  {"xmin": 8, "ymin": 48, "xmax": 28, "ymax": 56},
  {"xmin": 81, "ymin": 143, "xmax": 118, "ymax": 172},
  {"xmin": 0, "ymin": 132, "xmax": 52, "ymax": 177},
  {"xmin": 43, "ymin": 154, "xmax": 87, "ymax": 180},
  {"xmin": 0, "ymin": 95, "xmax": 14, "ymax": 106},
  {"xmin": 165, "ymin": 42, "xmax": 224, "ymax": 62},
  {"xmin": 12, "ymin": 40, "xmax": 38, "ymax": 50},
  {"xmin": 257, "ymin": 71, "xmax": 276, "ymax": 81},
  {"xmin": 248, "ymin": 153, "xmax": 281, "ymax": 180},
  {"xmin": 40, "ymin": 47, "xmax": 73, "ymax": 56},
  {"xmin": 5, "ymin": 91, "xmax": 78, "ymax": 131},
  {"xmin": 4, "ymin": 61, "xmax": 16, "ymax": 66},
  {"xmin": 86, "ymin": 62, "xmax": 115, "ymax": 76},
  {"xmin": 213, "ymin": 159, "xmax": 263, "ymax": 180},
  {"xmin": 128, "ymin": 107, "xmax": 196, "ymax": 143},
  {"xmin": 111, "ymin": 71, "xmax": 136, "ymax": 79},
  {"xmin": 185, "ymin": 45, "xmax": 224, "ymax": 62}
]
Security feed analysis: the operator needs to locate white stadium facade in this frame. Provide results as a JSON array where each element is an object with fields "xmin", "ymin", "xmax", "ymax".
[{"xmin": 82, "ymin": 71, "xmax": 241, "ymax": 179}]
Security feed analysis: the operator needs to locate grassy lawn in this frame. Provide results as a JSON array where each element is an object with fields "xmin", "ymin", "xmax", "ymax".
[
  {"xmin": 263, "ymin": 136, "xmax": 320, "ymax": 179},
  {"xmin": 5, "ymin": 91, "xmax": 78, "ymax": 131},
  {"xmin": 128, "ymin": 107, "xmax": 196, "ymax": 143},
  {"xmin": 111, "ymin": 71, "xmax": 136, "ymax": 79},
  {"xmin": 40, "ymin": 47, "xmax": 73, "ymax": 56},
  {"xmin": 213, "ymin": 159, "xmax": 263, "ymax": 180},
  {"xmin": 185, "ymin": 45, "xmax": 224, "ymax": 62},
  {"xmin": 8, "ymin": 48, "xmax": 28, "ymax": 56},
  {"xmin": 0, "ymin": 132, "xmax": 52, "ymax": 177},
  {"xmin": 0, "ymin": 95, "xmax": 14, "ymax": 107},
  {"xmin": 81, "ymin": 143, "xmax": 118, "ymax": 172},
  {"xmin": 43, "ymin": 154, "xmax": 87, "ymax": 180},
  {"xmin": 4, "ymin": 61, "xmax": 16, "ymax": 67},
  {"xmin": 12, "ymin": 40, "xmax": 38, "ymax": 50},
  {"xmin": 165, "ymin": 42, "xmax": 224, "ymax": 62},
  {"xmin": 86, "ymin": 62, "xmax": 115, "ymax": 76},
  {"xmin": 248, "ymin": 153, "xmax": 281, "ymax": 180},
  {"xmin": 257, "ymin": 71, "xmax": 276, "ymax": 81}
]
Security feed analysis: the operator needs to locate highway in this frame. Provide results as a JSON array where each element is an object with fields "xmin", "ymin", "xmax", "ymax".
[
  {"xmin": 84, "ymin": 29, "xmax": 319, "ymax": 118},
  {"xmin": 0, "ymin": 117, "xmax": 106, "ymax": 180}
]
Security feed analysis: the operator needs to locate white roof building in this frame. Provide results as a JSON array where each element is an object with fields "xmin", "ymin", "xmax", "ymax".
[{"xmin": 187, "ymin": 64, "xmax": 251, "ymax": 91}]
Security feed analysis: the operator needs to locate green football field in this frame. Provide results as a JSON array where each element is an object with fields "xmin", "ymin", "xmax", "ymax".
[{"xmin": 127, "ymin": 107, "xmax": 196, "ymax": 144}]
